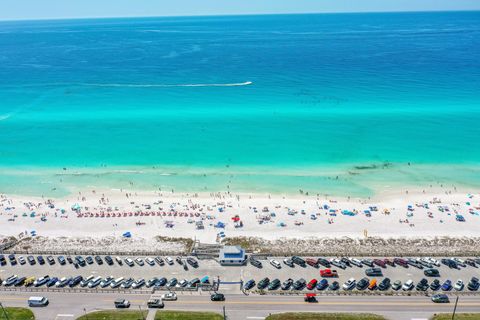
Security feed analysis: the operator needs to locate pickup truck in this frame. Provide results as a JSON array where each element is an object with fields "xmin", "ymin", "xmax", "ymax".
[{"xmin": 320, "ymin": 269, "xmax": 338, "ymax": 277}]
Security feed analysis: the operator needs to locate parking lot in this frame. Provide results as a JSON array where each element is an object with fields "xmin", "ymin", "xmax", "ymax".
[{"xmin": 0, "ymin": 254, "xmax": 479, "ymax": 294}]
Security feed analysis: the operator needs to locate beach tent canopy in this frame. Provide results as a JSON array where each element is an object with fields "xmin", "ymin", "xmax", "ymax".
[{"xmin": 215, "ymin": 222, "xmax": 226, "ymax": 228}]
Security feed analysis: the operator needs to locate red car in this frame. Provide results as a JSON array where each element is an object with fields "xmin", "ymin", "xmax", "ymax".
[
  {"xmin": 306, "ymin": 279, "xmax": 318, "ymax": 290},
  {"xmin": 306, "ymin": 258, "xmax": 318, "ymax": 268},
  {"xmin": 373, "ymin": 259, "xmax": 386, "ymax": 268},
  {"xmin": 320, "ymin": 269, "xmax": 338, "ymax": 277},
  {"xmin": 384, "ymin": 258, "xmax": 395, "ymax": 267},
  {"xmin": 394, "ymin": 258, "xmax": 408, "ymax": 268}
]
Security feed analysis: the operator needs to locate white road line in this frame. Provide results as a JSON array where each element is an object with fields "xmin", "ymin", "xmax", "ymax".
[{"xmin": 246, "ymin": 317, "xmax": 265, "ymax": 319}]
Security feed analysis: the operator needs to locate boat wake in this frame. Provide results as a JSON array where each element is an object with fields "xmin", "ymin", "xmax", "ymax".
[{"xmin": 82, "ymin": 81, "xmax": 253, "ymax": 88}]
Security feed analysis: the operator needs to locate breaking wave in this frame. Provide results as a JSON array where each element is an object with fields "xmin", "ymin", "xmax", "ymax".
[{"xmin": 82, "ymin": 81, "xmax": 253, "ymax": 88}]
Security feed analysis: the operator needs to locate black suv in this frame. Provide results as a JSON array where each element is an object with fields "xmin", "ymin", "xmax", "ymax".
[
  {"xmin": 292, "ymin": 278, "xmax": 306, "ymax": 290},
  {"xmin": 292, "ymin": 256, "xmax": 306, "ymax": 267},
  {"xmin": 424, "ymin": 268, "xmax": 440, "ymax": 277},
  {"xmin": 210, "ymin": 293, "xmax": 225, "ymax": 301},
  {"xmin": 468, "ymin": 277, "xmax": 479, "ymax": 291},
  {"xmin": 95, "ymin": 256, "xmax": 103, "ymax": 265},
  {"xmin": 268, "ymin": 279, "xmax": 281, "ymax": 290},
  {"xmin": 356, "ymin": 277, "xmax": 369, "ymax": 290},
  {"xmin": 257, "ymin": 277, "xmax": 270, "ymax": 290},
  {"xmin": 416, "ymin": 278, "xmax": 429, "ymax": 291},
  {"xmin": 378, "ymin": 278, "xmax": 391, "ymax": 291},
  {"xmin": 249, "ymin": 257, "xmax": 262, "ymax": 268}
]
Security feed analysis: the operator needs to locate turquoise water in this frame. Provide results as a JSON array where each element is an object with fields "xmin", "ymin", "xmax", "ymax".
[{"xmin": 0, "ymin": 12, "xmax": 480, "ymax": 197}]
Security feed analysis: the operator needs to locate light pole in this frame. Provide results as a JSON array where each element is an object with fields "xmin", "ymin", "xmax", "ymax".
[
  {"xmin": 0, "ymin": 302, "xmax": 10, "ymax": 320},
  {"xmin": 452, "ymin": 295, "xmax": 459, "ymax": 320}
]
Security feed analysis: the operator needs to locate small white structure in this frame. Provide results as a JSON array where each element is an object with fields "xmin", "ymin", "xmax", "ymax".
[{"xmin": 218, "ymin": 245, "xmax": 246, "ymax": 266}]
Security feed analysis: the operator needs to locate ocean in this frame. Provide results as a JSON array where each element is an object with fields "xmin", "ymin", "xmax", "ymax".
[{"xmin": 0, "ymin": 11, "xmax": 479, "ymax": 197}]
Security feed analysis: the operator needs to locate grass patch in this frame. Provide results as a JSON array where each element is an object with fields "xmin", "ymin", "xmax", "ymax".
[
  {"xmin": 432, "ymin": 314, "xmax": 480, "ymax": 320},
  {"xmin": 76, "ymin": 310, "xmax": 148, "ymax": 320},
  {"xmin": 0, "ymin": 307, "xmax": 35, "ymax": 320},
  {"xmin": 155, "ymin": 310, "xmax": 223, "ymax": 320},
  {"xmin": 266, "ymin": 313, "xmax": 387, "ymax": 320}
]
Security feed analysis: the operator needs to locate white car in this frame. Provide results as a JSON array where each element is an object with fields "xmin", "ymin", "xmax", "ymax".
[
  {"xmin": 145, "ymin": 257, "xmax": 155, "ymax": 266},
  {"xmin": 283, "ymin": 258, "xmax": 294, "ymax": 267},
  {"xmin": 342, "ymin": 278, "xmax": 356, "ymax": 290},
  {"xmin": 349, "ymin": 258, "xmax": 363, "ymax": 267},
  {"xmin": 132, "ymin": 278, "xmax": 145, "ymax": 289},
  {"xmin": 454, "ymin": 279, "xmax": 464, "ymax": 291},
  {"xmin": 124, "ymin": 258, "xmax": 134, "ymax": 267},
  {"xmin": 115, "ymin": 256, "xmax": 123, "ymax": 265},
  {"xmin": 402, "ymin": 279, "xmax": 414, "ymax": 291},
  {"xmin": 18, "ymin": 256, "xmax": 26, "ymax": 265},
  {"xmin": 135, "ymin": 258, "xmax": 144, "ymax": 266},
  {"xmin": 165, "ymin": 256, "xmax": 174, "ymax": 265},
  {"xmin": 161, "ymin": 292, "xmax": 178, "ymax": 301},
  {"xmin": 269, "ymin": 259, "xmax": 281, "ymax": 269},
  {"xmin": 177, "ymin": 279, "xmax": 188, "ymax": 287}
]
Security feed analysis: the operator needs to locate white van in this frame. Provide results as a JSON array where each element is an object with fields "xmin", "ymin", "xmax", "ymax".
[
  {"xmin": 110, "ymin": 277, "xmax": 125, "ymax": 288},
  {"xmin": 28, "ymin": 296, "xmax": 49, "ymax": 307},
  {"xmin": 88, "ymin": 276, "xmax": 102, "ymax": 288}
]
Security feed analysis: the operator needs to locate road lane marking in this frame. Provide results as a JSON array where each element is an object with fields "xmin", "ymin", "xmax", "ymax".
[
  {"xmin": 56, "ymin": 314, "xmax": 74, "ymax": 317},
  {"xmin": 246, "ymin": 317, "xmax": 265, "ymax": 319}
]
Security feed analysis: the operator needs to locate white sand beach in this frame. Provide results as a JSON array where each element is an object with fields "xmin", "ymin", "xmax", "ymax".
[{"xmin": 1, "ymin": 184, "xmax": 479, "ymax": 247}]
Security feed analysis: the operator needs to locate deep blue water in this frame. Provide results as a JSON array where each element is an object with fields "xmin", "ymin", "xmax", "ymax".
[{"xmin": 0, "ymin": 11, "xmax": 479, "ymax": 196}]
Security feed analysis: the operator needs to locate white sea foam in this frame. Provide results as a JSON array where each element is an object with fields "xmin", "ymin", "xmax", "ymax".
[{"xmin": 82, "ymin": 81, "xmax": 253, "ymax": 88}]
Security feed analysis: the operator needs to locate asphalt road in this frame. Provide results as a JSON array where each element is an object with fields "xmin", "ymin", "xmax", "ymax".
[{"xmin": 1, "ymin": 291, "xmax": 479, "ymax": 320}]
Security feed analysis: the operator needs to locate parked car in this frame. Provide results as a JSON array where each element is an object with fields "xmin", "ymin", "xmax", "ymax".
[
  {"xmin": 146, "ymin": 278, "xmax": 158, "ymax": 288},
  {"xmin": 320, "ymin": 269, "xmax": 338, "ymax": 277},
  {"xmin": 69, "ymin": 276, "xmax": 83, "ymax": 287},
  {"xmin": 402, "ymin": 279, "xmax": 414, "ymax": 291},
  {"xmin": 361, "ymin": 259, "xmax": 374, "ymax": 267},
  {"xmin": 392, "ymin": 280, "xmax": 402, "ymax": 291},
  {"xmin": 121, "ymin": 278, "xmax": 135, "ymax": 289},
  {"xmin": 393, "ymin": 258, "xmax": 408, "ymax": 268},
  {"xmin": 307, "ymin": 279, "xmax": 318, "ymax": 290},
  {"xmin": 250, "ymin": 257, "xmax": 263, "ymax": 268},
  {"xmin": 124, "ymin": 258, "xmax": 134, "ymax": 267},
  {"xmin": 365, "ymin": 267, "xmax": 383, "ymax": 277},
  {"xmin": 145, "ymin": 257, "xmax": 155, "ymax": 266},
  {"xmin": 8, "ymin": 254, "xmax": 17, "ymax": 265},
  {"xmin": 349, "ymin": 258, "xmax": 363, "ymax": 267},
  {"xmin": 46, "ymin": 256, "xmax": 55, "ymax": 265},
  {"xmin": 85, "ymin": 256, "xmax": 94, "ymax": 264},
  {"xmin": 329, "ymin": 281, "xmax": 339, "ymax": 291},
  {"xmin": 58, "ymin": 256, "xmax": 66, "ymax": 265},
  {"xmin": 46, "ymin": 277, "xmax": 58, "ymax": 287},
  {"xmin": 132, "ymin": 278, "xmax": 145, "ymax": 289},
  {"xmin": 467, "ymin": 277, "xmax": 479, "ymax": 291},
  {"xmin": 268, "ymin": 279, "xmax": 281, "ymax": 290},
  {"xmin": 454, "ymin": 279, "xmax": 464, "ymax": 291},
  {"xmin": 34, "ymin": 275, "xmax": 50, "ymax": 287},
  {"xmin": 330, "ymin": 259, "xmax": 346, "ymax": 269},
  {"xmin": 424, "ymin": 268, "xmax": 440, "ymax": 277},
  {"xmin": 378, "ymin": 278, "xmax": 390, "ymax": 291},
  {"xmin": 317, "ymin": 258, "xmax": 331, "ymax": 268},
  {"xmin": 155, "ymin": 257, "xmax": 165, "ymax": 266},
  {"xmin": 281, "ymin": 278, "xmax": 293, "ymax": 290},
  {"xmin": 244, "ymin": 279, "xmax": 256, "ymax": 290},
  {"xmin": 292, "ymin": 278, "xmax": 306, "ymax": 290},
  {"xmin": 135, "ymin": 258, "xmax": 144, "ymax": 266},
  {"xmin": 292, "ymin": 256, "xmax": 306, "ymax": 267},
  {"xmin": 27, "ymin": 256, "xmax": 36, "ymax": 265},
  {"xmin": 283, "ymin": 258, "xmax": 294, "ymax": 267},
  {"xmin": 356, "ymin": 277, "xmax": 369, "ymax": 290},
  {"xmin": 257, "ymin": 277, "xmax": 270, "ymax": 290},
  {"xmin": 165, "ymin": 256, "xmax": 174, "ymax": 265},
  {"xmin": 441, "ymin": 280, "xmax": 452, "ymax": 291},
  {"xmin": 416, "ymin": 278, "xmax": 429, "ymax": 291},
  {"xmin": 37, "ymin": 256, "xmax": 45, "ymax": 265},
  {"xmin": 95, "ymin": 256, "xmax": 103, "ymax": 265},
  {"xmin": 167, "ymin": 278, "xmax": 178, "ymax": 287},
  {"xmin": 368, "ymin": 279, "xmax": 377, "ymax": 290},
  {"xmin": 430, "ymin": 279, "xmax": 441, "ymax": 291},
  {"xmin": 316, "ymin": 279, "xmax": 328, "ymax": 290},
  {"xmin": 269, "ymin": 259, "xmax": 281, "ymax": 269},
  {"xmin": 306, "ymin": 258, "xmax": 319, "ymax": 268},
  {"xmin": 105, "ymin": 256, "xmax": 114, "ymax": 265},
  {"xmin": 342, "ymin": 278, "xmax": 356, "ymax": 290},
  {"xmin": 373, "ymin": 259, "xmax": 386, "ymax": 268},
  {"xmin": 187, "ymin": 257, "xmax": 198, "ymax": 268}
]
